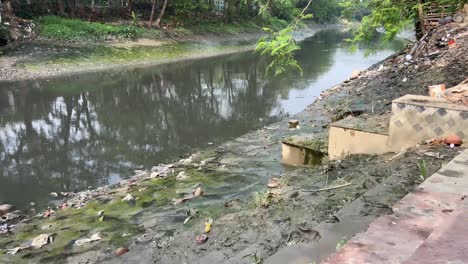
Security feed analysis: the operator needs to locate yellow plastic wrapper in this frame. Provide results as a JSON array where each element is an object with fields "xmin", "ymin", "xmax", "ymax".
[{"xmin": 205, "ymin": 218, "xmax": 213, "ymax": 233}]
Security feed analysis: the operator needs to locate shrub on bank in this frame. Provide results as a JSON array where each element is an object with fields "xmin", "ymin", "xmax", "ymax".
[{"xmin": 36, "ymin": 16, "xmax": 144, "ymax": 42}]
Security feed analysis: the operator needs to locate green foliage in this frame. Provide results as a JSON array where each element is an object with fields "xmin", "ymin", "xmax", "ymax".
[
  {"xmin": 339, "ymin": 0, "xmax": 371, "ymax": 21},
  {"xmin": 172, "ymin": 0, "xmax": 211, "ymax": 17},
  {"xmin": 307, "ymin": 0, "xmax": 342, "ymax": 23},
  {"xmin": 36, "ymin": 16, "xmax": 145, "ymax": 42},
  {"xmin": 418, "ymin": 159, "xmax": 427, "ymax": 180},
  {"xmin": 349, "ymin": 0, "xmax": 468, "ymax": 43},
  {"xmin": 256, "ymin": 26, "xmax": 302, "ymax": 76},
  {"xmin": 254, "ymin": 0, "xmax": 300, "ymax": 22},
  {"xmin": 253, "ymin": 191, "xmax": 271, "ymax": 208}
]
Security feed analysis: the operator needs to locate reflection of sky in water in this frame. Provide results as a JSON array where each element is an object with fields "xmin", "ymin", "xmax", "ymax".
[{"xmin": 274, "ymin": 48, "xmax": 396, "ymax": 116}]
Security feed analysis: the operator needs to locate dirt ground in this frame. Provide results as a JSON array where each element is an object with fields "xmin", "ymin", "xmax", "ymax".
[{"xmin": 0, "ymin": 23, "xmax": 467, "ymax": 263}]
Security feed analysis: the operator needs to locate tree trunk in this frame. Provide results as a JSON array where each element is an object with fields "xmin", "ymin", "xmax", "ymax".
[
  {"xmin": 149, "ymin": 0, "xmax": 158, "ymax": 26},
  {"xmin": 68, "ymin": 0, "xmax": 76, "ymax": 18},
  {"xmin": 128, "ymin": 0, "xmax": 133, "ymax": 13},
  {"xmin": 155, "ymin": 0, "xmax": 168, "ymax": 28},
  {"xmin": 2, "ymin": 0, "xmax": 13, "ymax": 18},
  {"xmin": 417, "ymin": 0, "xmax": 426, "ymax": 36},
  {"xmin": 57, "ymin": 0, "xmax": 66, "ymax": 16}
]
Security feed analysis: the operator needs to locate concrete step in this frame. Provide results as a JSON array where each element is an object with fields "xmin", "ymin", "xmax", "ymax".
[{"xmin": 321, "ymin": 149, "xmax": 468, "ymax": 264}]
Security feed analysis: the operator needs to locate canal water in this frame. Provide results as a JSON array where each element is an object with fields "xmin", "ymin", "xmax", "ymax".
[{"xmin": 0, "ymin": 29, "xmax": 405, "ymax": 209}]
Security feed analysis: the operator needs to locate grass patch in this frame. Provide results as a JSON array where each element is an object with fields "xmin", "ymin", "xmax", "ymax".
[{"xmin": 36, "ymin": 16, "xmax": 147, "ymax": 42}]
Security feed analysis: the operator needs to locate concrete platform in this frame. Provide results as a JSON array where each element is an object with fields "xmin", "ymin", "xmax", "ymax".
[
  {"xmin": 322, "ymin": 149, "xmax": 468, "ymax": 264},
  {"xmin": 328, "ymin": 114, "xmax": 390, "ymax": 160}
]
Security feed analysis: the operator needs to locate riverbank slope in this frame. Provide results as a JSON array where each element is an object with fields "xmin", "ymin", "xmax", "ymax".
[
  {"xmin": 0, "ymin": 23, "xmax": 332, "ymax": 82},
  {"xmin": 0, "ymin": 23, "xmax": 467, "ymax": 263}
]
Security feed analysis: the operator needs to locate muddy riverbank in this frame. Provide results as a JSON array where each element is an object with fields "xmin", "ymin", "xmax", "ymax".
[
  {"xmin": 0, "ymin": 24, "xmax": 333, "ymax": 82},
  {"xmin": 0, "ymin": 24, "xmax": 467, "ymax": 263}
]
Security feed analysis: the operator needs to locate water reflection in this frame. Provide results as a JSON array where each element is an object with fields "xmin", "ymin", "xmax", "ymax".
[{"xmin": 0, "ymin": 29, "xmax": 404, "ymax": 208}]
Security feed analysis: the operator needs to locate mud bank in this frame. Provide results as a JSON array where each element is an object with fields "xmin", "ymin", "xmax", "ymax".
[
  {"xmin": 0, "ymin": 24, "xmax": 335, "ymax": 83},
  {"xmin": 1, "ymin": 24, "xmax": 467, "ymax": 263}
]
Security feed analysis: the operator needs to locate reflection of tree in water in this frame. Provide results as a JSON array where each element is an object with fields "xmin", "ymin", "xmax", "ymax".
[
  {"xmin": 0, "ymin": 29, "xmax": 404, "ymax": 208},
  {"xmin": 0, "ymin": 50, "xmax": 310, "ymax": 208},
  {"xmin": 0, "ymin": 86, "xmax": 105, "ymax": 208}
]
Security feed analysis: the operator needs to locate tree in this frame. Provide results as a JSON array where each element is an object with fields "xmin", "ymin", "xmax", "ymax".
[
  {"xmin": 155, "ymin": 0, "xmax": 168, "ymax": 27},
  {"xmin": 149, "ymin": 0, "xmax": 159, "ymax": 26},
  {"xmin": 346, "ymin": 0, "xmax": 468, "ymax": 43},
  {"xmin": 255, "ymin": 0, "xmax": 314, "ymax": 76}
]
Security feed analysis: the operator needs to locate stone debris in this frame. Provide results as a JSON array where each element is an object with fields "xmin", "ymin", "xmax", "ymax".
[
  {"xmin": 0, "ymin": 204, "xmax": 14, "ymax": 216},
  {"xmin": 288, "ymin": 120, "xmax": 300, "ymax": 129},
  {"xmin": 122, "ymin": 194, "xmax": 135, "ymax": 202},
  {"xmin": 75, "ymin": 233, "xmax": 102, "ymax": 247},
  {"xmin": 6, "ymin": 246, "xmax": 30, "ymax": 255},
  {"xmin": 114, "ymin": 247, "xmax": 130, "ymax": 256},
  {"xmin": 31, "ymin": 234, "xmax": 53, "ymax": 249}
]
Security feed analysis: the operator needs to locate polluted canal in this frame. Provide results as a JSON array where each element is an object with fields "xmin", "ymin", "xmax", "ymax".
[
  {"xmin": 0, "ymin": 29, "xmax": 403, "ymax": 209},
  {"xmin": 0, "ymin": 28, "xmax": 416, "ymax": 263}
]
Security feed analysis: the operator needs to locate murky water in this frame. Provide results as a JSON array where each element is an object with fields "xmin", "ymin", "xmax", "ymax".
[{"xmin": 0, "ymin": 29, "xmax": 405, "ymax": 209}]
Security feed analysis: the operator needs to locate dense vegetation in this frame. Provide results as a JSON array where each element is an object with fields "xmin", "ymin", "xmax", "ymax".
[
  {"xmin": 0, "ymin": 0, "xmax": 346, "ymax": 44},
  {"xmin": 1, "ymin": 0, "xmax": 467, "ymax": 76},
  {"xmin": 341, "ymin": 0, "xmax": 467, "ymax": 43}
]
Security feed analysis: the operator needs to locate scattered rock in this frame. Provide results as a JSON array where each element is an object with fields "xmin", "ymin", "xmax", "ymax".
[
  {"xmin": 0, "ymin": 204, "xmax": 14, "ymax": 216},
  {"xmin": 6, "ymin": 246, "xmax": 30, "ymax": 255},
  {"xmin": 31, "ymin": 234, "xmax": 53, "ymax": 249},
  {"xmin": 267, "ymin": 178, "xmax": 281, "ymax": 188},
  {"xmin": 43, "ymin": 208, "xmax": 55, "ymax": 218},
  {"xmin": 288, "ymin": 120, "xmax": 299, "ymax": 129},
  {"xmin": 114, "ymin": 247, "xmax": 130, "ymax": 256},
  {"xmin": 350, "ymin": 70, "xmax": 361, "ymax": 79},
  {"xmin": 0, "ymin": 224, "xmax": 9, "ymax": 235},
  {"xmin": 50, "ymin": 192, "xmax": 59, "ymax": 198},
  {"xmin": 193, "ymin": 187, "xmax": 204, "ymax": 197},
  {"xmin": 75, "ymin": 233, "xmax": 102, "ymax": 247},
  {"xmin": 176, "ymin": 171, "xmax": 188, "ymax": 181},
  {"xmin": 122, "ymin": 194, "xmax": 135, "ymax": 202}
]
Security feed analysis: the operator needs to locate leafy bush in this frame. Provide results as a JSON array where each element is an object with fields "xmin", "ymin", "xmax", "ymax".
[{"xmin": 36, "ymin": 16, "xmax": 144, "ymax": 42}]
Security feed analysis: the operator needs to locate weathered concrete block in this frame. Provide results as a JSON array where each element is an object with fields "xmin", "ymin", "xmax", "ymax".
[
  {"xmin": 388, "ymin": 94, "xmax": 468, "ymax": 151},
  {"xmin": 328, "ymin": 114, "xmax": 390, "ymax": 160}
]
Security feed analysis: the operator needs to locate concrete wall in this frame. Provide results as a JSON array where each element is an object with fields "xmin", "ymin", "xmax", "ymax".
[
  {"xmin": 388, "ymin": 95, "xmax": 468, "ymax": 151},
  {"xmin": 328, "ymin": 126, "xmax": 389, "ymax": 160}
]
